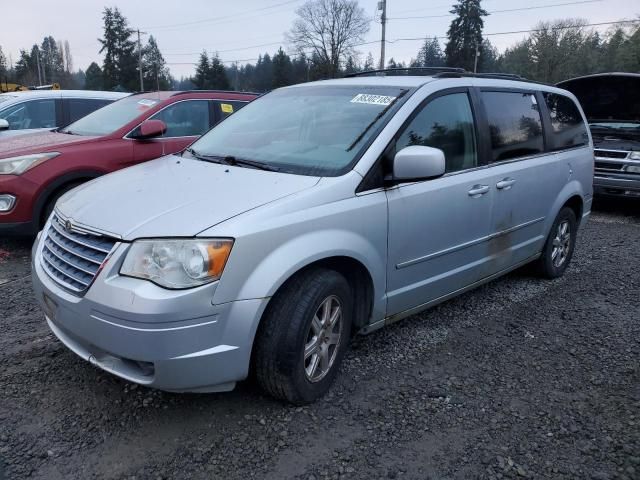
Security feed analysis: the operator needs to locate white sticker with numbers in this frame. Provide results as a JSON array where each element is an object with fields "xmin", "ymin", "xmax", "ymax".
[{"xmin": 351, "ymin": 93, "xmax": 396, "ymax": 106}]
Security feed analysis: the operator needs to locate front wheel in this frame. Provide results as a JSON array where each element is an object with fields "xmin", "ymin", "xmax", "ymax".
[
  {"xmin": 254, "ymin": 268, "xmax": 353, "ymax": 404},
  {"xmin": 535, "ymin": 207, "xmax": 577, "ymax": 279}
]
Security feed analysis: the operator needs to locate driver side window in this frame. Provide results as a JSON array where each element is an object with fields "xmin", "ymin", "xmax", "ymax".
[
  {"xmin": 396, "ymin": 92, "xmax": 477, "ymax": 173},
  {"xmin": 150, "ymin": 100, "xmax": 210, "ymax": 138}
]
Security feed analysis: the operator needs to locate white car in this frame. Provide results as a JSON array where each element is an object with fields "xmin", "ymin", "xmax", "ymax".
[{"xmin": 0, "ymin": 90, "xmax": 128, "ymax": 138}]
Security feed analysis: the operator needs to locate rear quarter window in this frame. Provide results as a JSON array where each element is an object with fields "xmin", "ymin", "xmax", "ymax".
[
  {"xmin": 482, "ymin": 91, "xmax": 544, "ymax": 162},
  {"xmin": 543, "ymin": 92, "xmax": 589, "ymax": 150}
]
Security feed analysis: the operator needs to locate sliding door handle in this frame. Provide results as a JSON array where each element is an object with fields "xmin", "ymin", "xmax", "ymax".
[
  {"xmin": 496, "ymin": 178, "xmax": 516, "ymax": 190},
  {"xmin": 468, "ymin": 185, "xmax": 490, "ymax": 197}
]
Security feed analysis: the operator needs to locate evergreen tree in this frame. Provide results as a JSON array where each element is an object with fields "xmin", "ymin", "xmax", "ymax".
[
  {"xmin": 363, "ymin": 52, "xmax": 375, "ymax": 71},
  {"xmin": 272, "ymin": 48, "xmax": 292, "ymax": 87},
  {"xmin": 344, "ymin": 55, "xmax": 359, "ymax": 74},
  {"xmin": 142, "ymin": 36, "xmax": 171, "ymax": 90},
  {"xmin": 416, "ymin": 37, "xmax": 445, "ymax": 67},
  {"xmin": 193, "ymin": 51, "xmax": 210, "ymax": 89},
  {"xmin": 15, "ymin": 50, "xmax": 35, "ymax": 85},
  {"xmin": 99, "ymin": 7, "xmax": 137, "ymax": 91},
  {"xmin": 291, "ymin": 54, "xmax": 309, "ymax": 84},
  {"xmin": 208, "ymin": 54, "xmax": 229, "ymax": 90},
  {"xmin": 0, "ymin": 45, "xmax": 7, "ymax": 79},
  {"xmin": 85, "ymin": 62, "xmax": 103, "ymax": 90},
  {"xmin": 445, "ymin": 0, "xmax": 488, "ymax": 70},
  {"xmin": 254, "ymin": 54, "xmax": 274, "ymax": 91}
]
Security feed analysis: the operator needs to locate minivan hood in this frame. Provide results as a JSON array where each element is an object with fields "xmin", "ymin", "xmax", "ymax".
[
  {"xmin": 0, "ymin": 131, "xmax": 99, "ymax": 158},
  {"xmin": 56, "ymin": 154, "xmax": 320, "ymax": 239},
  {"xmin": 557, "ymin": 73, "xmax": 640, "ymax": 123}
]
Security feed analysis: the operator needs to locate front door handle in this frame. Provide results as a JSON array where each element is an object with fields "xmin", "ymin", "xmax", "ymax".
[
  {"xmin": 468, "ymin": 184, "xmax": 490, "ymax": 197},
  {"xmin": 496, "ymin": 178, "xmax": 516, "ymax": 190}
]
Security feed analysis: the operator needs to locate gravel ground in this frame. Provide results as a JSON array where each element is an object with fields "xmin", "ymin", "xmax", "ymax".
[{"xmin": 0, "ymin": 198, "xmax": 638, "ymax": 480}]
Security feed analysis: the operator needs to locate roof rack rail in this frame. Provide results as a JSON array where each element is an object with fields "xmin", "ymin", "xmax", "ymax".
[
  {"xmin": 433, "ymin": 71, "xmax": 549, "ymax": 85},
  {"xmin": 344, "ymin": 67, "xmax": 466, "ymax": 78},
  {"xmin": 171, "ymin": 89, "xmax": 261, "ymax": 96}
]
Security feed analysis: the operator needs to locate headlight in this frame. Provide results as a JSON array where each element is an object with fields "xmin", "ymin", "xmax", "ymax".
[
  {"xmin": 0, "ymin": 152, "xmax": 60, "ymax": 175},
  {"xmin": 120, "ymin": 239, "xmax": 234, "ymax": 289},
  {"xmin": 629, "ymin": 151, "xmax": 640, "ymax": 161}
]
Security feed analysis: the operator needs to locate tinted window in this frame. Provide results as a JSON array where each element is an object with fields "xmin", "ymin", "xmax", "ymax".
[
  {"xmin": 0, "ymin": 99, "xmax": 56, "ymax": 130},
  {"xmin": 396, "ymin": 93, "xmax": 477, "ymax": 173},
  {"xmin": 215, "ymin": 101, "xmax": 247, "ymax": 122},
  {"xmin": 151, "ymin": 100, "xmax": 210, "ymax": 137},
  {"xmin": 64, "ymin": 96, "xmax": 161, "ymax": 136},
  {"xmin": 482, "ymin": 91, "xmax": 544, "ymax": 162},
  {"xmin": 67, "ymin": 98, "xmax": 111, "ymax": 123},
  {"xmin": 543, "ymin": 93, "xmax": 588, "ymax": 149}
]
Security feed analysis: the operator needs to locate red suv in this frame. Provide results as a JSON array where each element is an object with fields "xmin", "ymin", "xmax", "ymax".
[{"xmin": 0, "ymin": 90, "xmax": 257, "ymax": 235}]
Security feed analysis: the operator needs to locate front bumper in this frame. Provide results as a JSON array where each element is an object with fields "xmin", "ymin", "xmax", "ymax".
[
  {"xmin": 594, "ymin": 174, "xmax": 640, "ymax": 198},
  {"xmin": 32, "ymin": 236, "xmax": 269, "ymax": 392}
]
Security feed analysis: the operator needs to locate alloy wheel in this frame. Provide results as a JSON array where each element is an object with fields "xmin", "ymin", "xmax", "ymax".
[{"xmin": 304, "ymin": 295, "xmax": 343, "ymax": 383}]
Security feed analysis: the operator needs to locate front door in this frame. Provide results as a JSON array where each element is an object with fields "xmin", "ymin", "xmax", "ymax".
[
  {"xmin": 132, "ymin": 99, "xmax": 212, "ymax": 164},
  {"xmin": 386, "ymin": 90, "xmax": 494, "ymax": 316}
]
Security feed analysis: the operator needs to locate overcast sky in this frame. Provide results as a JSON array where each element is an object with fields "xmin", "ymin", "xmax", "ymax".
[{"xmin": 2, "ymin": 0, "xmax": 638, "ymax": 79}]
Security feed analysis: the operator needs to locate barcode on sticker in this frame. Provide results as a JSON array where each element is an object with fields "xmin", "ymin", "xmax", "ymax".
[{"xmin": 351, "ymin": 94, "xmax": 396, "ymax": 106}]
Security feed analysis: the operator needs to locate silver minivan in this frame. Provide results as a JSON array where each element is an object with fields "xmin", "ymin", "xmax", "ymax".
[{"xmin": 32, "ymin": 70, "xmax": 594, "ymax": 404}]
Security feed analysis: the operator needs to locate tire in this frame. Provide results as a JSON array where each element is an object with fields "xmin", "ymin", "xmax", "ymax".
[
  {"xmin": 254, "ymin": 268, "xmax": 353, "ymax": 404},
  {"xmin": 535, "ymin": 207, "xmax": 577, "ymax": 279},
  {"xmin": 41, "ymin": 182, "xmax": 83, "ymax": 227}
]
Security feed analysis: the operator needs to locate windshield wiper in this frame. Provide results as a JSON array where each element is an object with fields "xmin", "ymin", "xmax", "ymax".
[{"xmin": 186, "ymin": 149, "xmax": 279, "ymax": 171}]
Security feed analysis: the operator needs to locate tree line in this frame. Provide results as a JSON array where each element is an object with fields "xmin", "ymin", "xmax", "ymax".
[{"xmin": 1, "ymin": 0, "xmax": 638, "ymax": 93}]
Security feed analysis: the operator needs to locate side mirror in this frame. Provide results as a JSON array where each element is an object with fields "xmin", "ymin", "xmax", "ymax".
[
  {"xmin": 0, "ymin": 119, "xmax": 9, "ymax": 131},
  {"xmin": 132, "ymin": 119, "xmax": 166, "ymax": 140},
  {"xmin": 392, "ymin": 145, "xmax": 446, "ymax": 181}
]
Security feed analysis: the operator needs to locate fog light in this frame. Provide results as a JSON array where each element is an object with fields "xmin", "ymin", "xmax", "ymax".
[
  {"xmin": 625, "ymin": 165, "xmax": 640, "ymax": 174},
  {"xmin": 0, "ymin": 194, "xmax": 16, "ymax": 212}
]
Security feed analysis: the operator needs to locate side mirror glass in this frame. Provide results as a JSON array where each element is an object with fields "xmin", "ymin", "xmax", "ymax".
[
  {"xmin": 0, "ymin": 119, "xmax": 9, "ymax": 131},
  {"xmin": 392, "ymin": 145, "xmax": 446, "ymax": 181},
  {"xmin": 132, "ymin": 119, "xmax": 166, "ymax": 140}
]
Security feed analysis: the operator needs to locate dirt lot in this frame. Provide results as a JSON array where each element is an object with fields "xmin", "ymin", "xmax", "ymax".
[{"xmin": 0, "ymin": 199, "xmax": 638, "ymax": 480}]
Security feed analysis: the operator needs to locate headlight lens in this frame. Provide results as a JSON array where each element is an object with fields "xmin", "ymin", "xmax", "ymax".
[
  {"xmin": 629, "ymin": 151, "xmax": 640, "ymax": 161},
  {"xmin": 120, "ymin": 239, "xmax": 234, "ymax": 289},
  {"xmin": 0, "ymin": 152, "xmax": 60, "ymax": 175}
]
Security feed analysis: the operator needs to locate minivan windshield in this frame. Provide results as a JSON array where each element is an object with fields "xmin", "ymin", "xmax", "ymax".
[
  {"xmin": 188, "ymin": 85, "xmax": 408, "ymax": 176},
  {"xmin": 61, "ymin": 95, "xmax": 160, "ymax": 136}
]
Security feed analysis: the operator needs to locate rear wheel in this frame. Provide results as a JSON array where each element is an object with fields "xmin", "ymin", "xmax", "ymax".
[
  {"xmin": 535, "ymin": 207, "xmax": 577, "ymax": 278},
  {"xmin": 254, "ymin": 268, "xmax": 353, "ymax": 404}
]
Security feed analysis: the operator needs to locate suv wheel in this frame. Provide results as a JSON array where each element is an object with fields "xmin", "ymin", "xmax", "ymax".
[
  {"xmin": 254, "ymin": 268, "xmax": 352, "ymax": 404},
  {"xmin": 536, "ymin": 207, "xmax": 577, "ymax": 278}
]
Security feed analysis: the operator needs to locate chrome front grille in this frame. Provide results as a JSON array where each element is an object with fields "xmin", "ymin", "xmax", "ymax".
[
  {"xmin": 594, "ymin": 149, "xmax": 628, "ymax": 159},
  {"xmin": 40, "ymin": 215, "xmax": 116, "ymax": 294}
]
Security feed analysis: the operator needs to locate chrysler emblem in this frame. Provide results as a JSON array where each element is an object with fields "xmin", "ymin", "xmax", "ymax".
[{"xmin": 65, "ymin": 220, "xmax": 73, "ymax": 232}]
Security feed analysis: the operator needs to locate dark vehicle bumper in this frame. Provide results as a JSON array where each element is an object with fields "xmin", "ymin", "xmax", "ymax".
[
  {"xmin": 0, "ymin": 220, "xmax": 38, "ymax": 237},
  {"xmin": 594, "ymin": 174, "xmax": 640, "ymax": 198}
]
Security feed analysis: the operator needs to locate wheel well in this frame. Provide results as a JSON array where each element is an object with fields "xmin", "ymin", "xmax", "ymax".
[
  {"xmin": 37, "ymin": 177, "xmax": 93, "ymax": 226},
  {"xmin": 563, "ymin": 195, "xmax": 583, "ymax": 225},
  {"xmin": 270, "ymin": 256, "xmax": 375, "ymax": 334}
]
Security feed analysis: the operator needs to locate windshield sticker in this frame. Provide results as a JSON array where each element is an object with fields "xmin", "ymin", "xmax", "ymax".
[
  {"xmin": 137, "ymin": 99, "xmax": 158, "ymax": 108},
  {"xmin": 351, "ymin": 93, "xmax": 396, "ymax": 106},
  {"xmin": 220, "ymin": 103, "xmax": 234, "ymax": 114}
]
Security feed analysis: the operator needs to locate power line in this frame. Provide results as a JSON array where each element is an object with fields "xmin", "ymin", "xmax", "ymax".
[
  {"xmin": 381, "ymin": 19, "xmax": 638, "ymax": 44},
  {"xmin": 388, "ymin": 0, "xmax": 603, "ymax": 20},
  {"xmin": 142, "ymin": 0, "xmax": 302, "ymax": 31},
  {"xmin": 163, "ymin": 41, "xmax": 286, "ymax": 57}
]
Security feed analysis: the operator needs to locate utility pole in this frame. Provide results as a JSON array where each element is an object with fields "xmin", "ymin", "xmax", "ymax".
[
  {"xmin": 234, "ymin": 61, "xmax": 239, "ymax": 91},
  {"xmin": 378, "ymin": 0, "xmax": 387, "ymax": 70},
  {"xmin": 137, "ymin": 29, "xmax": 144, "ymax": 91},
  {"xmin": 473, "ymin": 42, "xmax": 479, "ymax": 73}
]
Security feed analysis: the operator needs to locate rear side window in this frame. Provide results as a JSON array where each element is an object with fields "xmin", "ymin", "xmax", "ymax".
[
  {"xmin": 482, "ymin": 91, "xmax": 544, "ymax": 162},
  {"xmin": 67, "ymin": 98, "xmax": 111, "ymax": 124},
  {"xmin": 543, "ymin": 93, "xmax": 589, "ymax": 150},
  {"xmin": 395, "ymin": 92, "xmax": 477, "ymax": 173},
  {"xmin": 0, "ymin": 99, "xmax": 56, "ymax": 130},
  {"xmin": 151, "ymin": 100, "xmax": 210, "ymax": 137},
  {"xmin": 215, "ymin": 101, "xmax": 247, "ymax": 122}
]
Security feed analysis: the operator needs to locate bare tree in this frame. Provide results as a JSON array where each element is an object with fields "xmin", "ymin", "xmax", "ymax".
[
  {"xmin": 288, "ymin": 0, "xmax": 369, "ymax": 77},
  {"xmin": 64, "ymin": 40, "xmax": 73, "ymax": 73}
]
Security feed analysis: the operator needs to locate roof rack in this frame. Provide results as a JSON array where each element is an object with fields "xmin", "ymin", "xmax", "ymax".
[
  {"xmin": 171, "ymin": 89, "xmax": 261, "ymax": 96},
  {"xmin": 344, "ymin": 67, "xmax": 466, "ymax": 78},
  {"xmin": 433, "ymin": 71, "xmax": 549, "ymax": 85}
]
